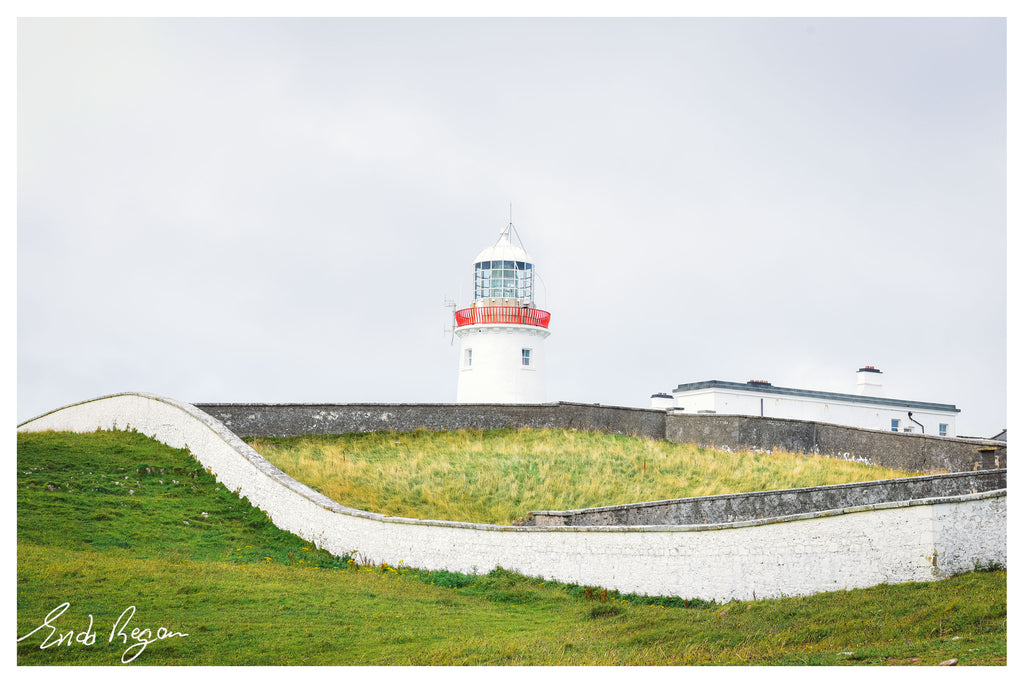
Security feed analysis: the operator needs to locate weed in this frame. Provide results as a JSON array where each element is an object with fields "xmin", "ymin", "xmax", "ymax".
[
  {"xmin": 586, "ymin": 603, "xmax": 625, "ymax": 619},
  {"xmin": 972, "ymin": 559, "xmax": 1005, "ymax": 573}
]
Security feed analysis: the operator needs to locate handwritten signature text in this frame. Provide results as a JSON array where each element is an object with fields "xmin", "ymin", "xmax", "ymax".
[{"xmin": 17, "ymin": 602, "xmax": 189, "ymax": 663}]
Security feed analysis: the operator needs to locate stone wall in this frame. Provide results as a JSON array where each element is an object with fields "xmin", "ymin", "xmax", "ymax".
[
  {"xmin": 194, "ymin": 402, "xmax": 1005, "ymax": 475},
  {"xmin": 531, "ymin": 470, "xmax": 1007, "ymax": 527},
  {"xmin": 665, "ymin": 413, "xmax": 1005, "ymax": 473},
  {"xmin": 17, "ymin": 393, "xmax": 1008, "ymax": 603},
  {"xmin": 193, "ymin": 401, "xmax": 666, "ymax": 440}
]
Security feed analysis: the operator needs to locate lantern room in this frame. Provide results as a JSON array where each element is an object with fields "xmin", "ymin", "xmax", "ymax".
[{"xmin": 469, "ymin": 224, "xmax": 536, "ymax": 307}]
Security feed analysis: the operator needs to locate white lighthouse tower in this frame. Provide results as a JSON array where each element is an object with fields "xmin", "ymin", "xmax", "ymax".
[{"xmin": 453, "ymin": 221, "xmax": 551, "ymax": 403}]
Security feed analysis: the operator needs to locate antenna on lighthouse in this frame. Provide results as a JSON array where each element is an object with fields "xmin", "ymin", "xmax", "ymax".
[
  {"xmin": 442, "ymin": 297, "xmax": 457, "ymax": 345},
  {"xmin": 499, "ymin": 202, "xmax": 527, "ymax": 252}
]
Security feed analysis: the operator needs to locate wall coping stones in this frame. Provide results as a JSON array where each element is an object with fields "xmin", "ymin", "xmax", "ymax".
[{"xmin": 192, "ymin": 400, "xmax": 667, "ymax": 416}]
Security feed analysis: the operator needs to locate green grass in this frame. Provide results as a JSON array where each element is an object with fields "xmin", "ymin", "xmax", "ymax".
[
  {"xmin": 17, "ymin": 430, "xmax": 1006, "ymax": 666},
  {"xmin": 247, "ymin": 428, "xmax": 919, "ymax": 524}
]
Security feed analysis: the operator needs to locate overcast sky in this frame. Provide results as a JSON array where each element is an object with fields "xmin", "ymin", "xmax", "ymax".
[{"xmin": 17, "ymin": 17, "xmax": 1007, "ymax": 436}]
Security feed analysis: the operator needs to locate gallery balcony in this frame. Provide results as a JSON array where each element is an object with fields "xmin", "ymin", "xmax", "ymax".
[{"xmin": 454, "ymin": 306, "xmax": 552, "ymax": 329}]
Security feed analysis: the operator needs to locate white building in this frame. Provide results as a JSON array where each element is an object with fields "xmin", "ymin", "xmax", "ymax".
[
  {"xmin": 655, "ymin": 366, "xmax": 959, "ymax": 437},
  {"xmin": 454, "ymin": 222, "xmax": 551, "ymax": 403}
]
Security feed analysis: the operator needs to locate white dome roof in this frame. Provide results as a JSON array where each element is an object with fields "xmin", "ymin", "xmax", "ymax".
[
  {"xmin": 474, "ymin": 241, "xmax": 530, "ymax": 264},
  {"xmin": 473, "ymin": 225, "xmax": 532, "ymax": 264}
]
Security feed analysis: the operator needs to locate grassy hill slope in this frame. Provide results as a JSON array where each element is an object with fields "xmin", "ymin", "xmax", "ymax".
[{"xmin": 16, "ymin": 430, "xmax": 1005, "ymax": 666}]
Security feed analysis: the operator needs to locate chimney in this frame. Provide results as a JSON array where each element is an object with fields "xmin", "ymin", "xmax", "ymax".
[
  {"xmin": 650, "ymin": 393, "xmax": 675, "ymax": 410},
  {"xmin": 855, "ymin": 366, "xmax": 884, "ymax": 397}
]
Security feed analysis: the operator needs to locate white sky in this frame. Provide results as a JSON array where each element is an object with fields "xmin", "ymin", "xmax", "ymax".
[{"xmin": 14, "ymin": 12, "xmax": 1010, "ymax": 437}]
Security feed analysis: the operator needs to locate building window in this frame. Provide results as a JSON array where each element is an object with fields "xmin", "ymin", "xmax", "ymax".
[
  {"xmin": 939, "ymin": 423, "xmax": 948, "ymax": 437},
  {"xmin": 891, "ymin": 418, "xmax": 900, "ymax": 432},
  {"xmin": 522, "ymin": 348, "xmax": 532, "ymax": 367},
  {"xmin": 464, "ymin": 348, "xmax": 472, "ymax": 368}
]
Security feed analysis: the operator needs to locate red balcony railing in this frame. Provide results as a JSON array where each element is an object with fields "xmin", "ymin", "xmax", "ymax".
[{"xmin": 455, "ymin": 306, "xmax": 551, "ymax": 328}]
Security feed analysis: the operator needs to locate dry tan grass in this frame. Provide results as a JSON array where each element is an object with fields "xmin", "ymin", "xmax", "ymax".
[{"xmin": 249, "ymin": 428, "xmax": 914, "ymax": 525}]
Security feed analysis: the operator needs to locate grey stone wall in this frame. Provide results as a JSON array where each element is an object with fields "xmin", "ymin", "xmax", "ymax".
[
  {"xmin": 530, "ymin": 470, "xmax": 1007, "ymax": 527},
  {"xmin": 665, "ymin": 413, "xmax": 1006, "ymax": 473},
  {"xmin": 193, "ymin": 401, "xmax": 667, "ymax": 440},
  {"xmin": 193, "ymin": 402, "xmax": 1005, "ymax": 474}
]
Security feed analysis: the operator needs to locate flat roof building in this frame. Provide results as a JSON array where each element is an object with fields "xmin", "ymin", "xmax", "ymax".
[{"xmin": 654, "ymin": 367, "xmax": 959, "ymax": 437}]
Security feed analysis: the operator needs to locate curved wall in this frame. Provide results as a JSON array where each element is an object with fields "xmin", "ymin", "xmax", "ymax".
[{"xmin": 18, "ymin": 394, "xmax": 1006, "ymax": 602}]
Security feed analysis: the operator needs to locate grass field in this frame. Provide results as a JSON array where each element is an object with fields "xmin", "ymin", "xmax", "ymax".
[
  {"xmin": 247, "ymin": 428, "xmax": 918, "ymax": 524},
  {"xmin": 16, "ymin": 430, "xmax": 1006, "ymax": 666}
]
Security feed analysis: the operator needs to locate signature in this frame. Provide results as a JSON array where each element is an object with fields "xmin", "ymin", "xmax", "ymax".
[{"xmin": 17, "ymin": 602, "xmax": 189, "ymax": 663}]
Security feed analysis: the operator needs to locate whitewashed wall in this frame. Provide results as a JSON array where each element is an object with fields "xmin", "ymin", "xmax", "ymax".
[
  {"xmin": 19, "ymin": 393, "xmax": 1004, "ymax": 602},
  {"xmin": 674, "ymin": 387, "xmax": 958, "ymax": 437}
]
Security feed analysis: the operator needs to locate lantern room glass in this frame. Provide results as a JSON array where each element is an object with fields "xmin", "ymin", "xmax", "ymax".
[{"xmin": 474, "ymin": 260, "xmax": 533, "ymax": 303}]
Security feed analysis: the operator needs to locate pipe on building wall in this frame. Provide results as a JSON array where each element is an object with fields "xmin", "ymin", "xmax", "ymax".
[{"xmin": 908, "ymin": 411, "xmax": 926, "ymax": 434}]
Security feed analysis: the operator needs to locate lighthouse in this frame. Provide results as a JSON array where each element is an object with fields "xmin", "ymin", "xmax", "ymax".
[{"xmin": 453, "ymin": 222, "xmax": 551, "ymax": 403}]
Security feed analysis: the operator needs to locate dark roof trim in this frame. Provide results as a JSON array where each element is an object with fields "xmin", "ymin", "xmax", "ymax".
[{"xmin": 672, "ymin": 380, "xmax": 960, "ymax": 413}]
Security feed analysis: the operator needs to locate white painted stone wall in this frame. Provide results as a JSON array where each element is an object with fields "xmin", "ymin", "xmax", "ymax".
[{"xmin": 18, "ymin": 393, "xmax": 1005, "ymax": 602}]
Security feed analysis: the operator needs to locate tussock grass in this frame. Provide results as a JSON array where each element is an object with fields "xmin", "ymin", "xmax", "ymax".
[
  {"xmin": 248, "ymin": 428, "xmax": 916, "ymax": 524},
  {"xmin": 17, "ymin": 431, "xmax": 1005, "ymax": 665}
]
